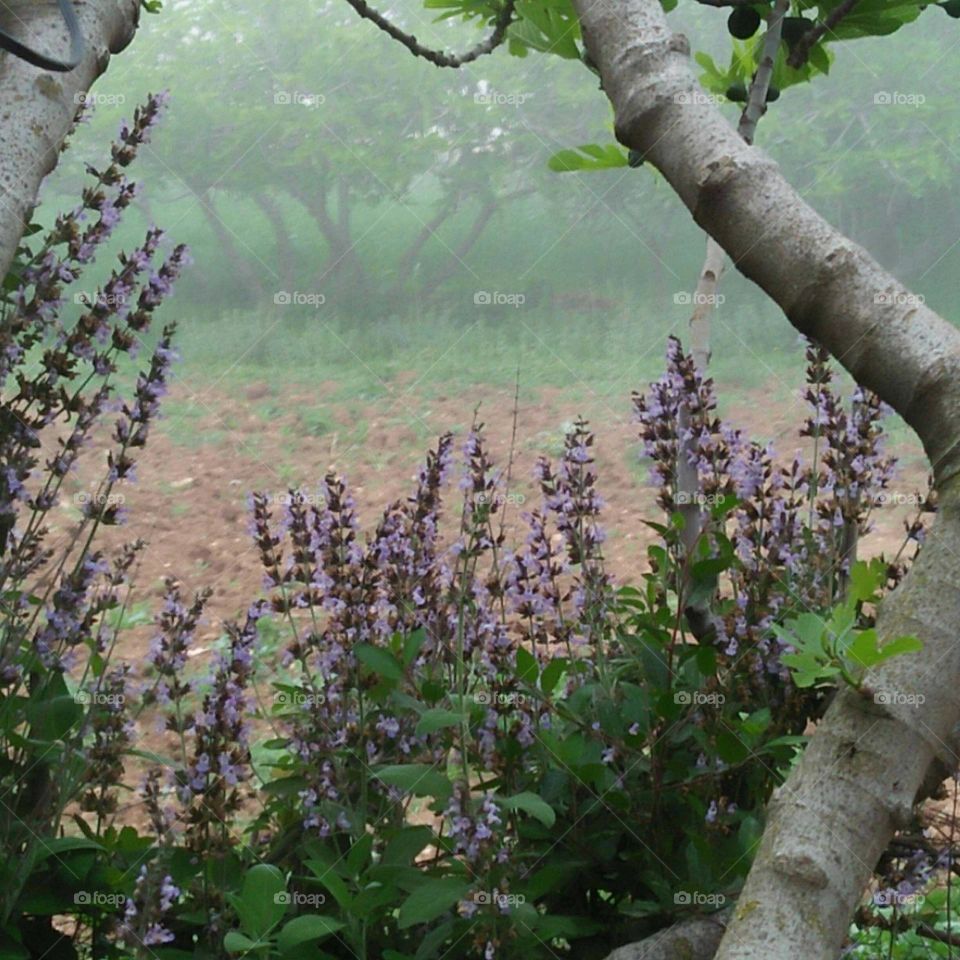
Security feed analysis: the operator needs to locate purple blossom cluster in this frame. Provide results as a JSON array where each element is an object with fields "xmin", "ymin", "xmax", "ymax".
[
  {"xmin": 118, "ymin": 864, "xmax": 180, "ymax": 951},
  {"xmin": 180, "ymin": 603, "xmax": 266, "ymax": 853},
  {"xmin": 246, "ymin": 422, "xmax": 612, "ymax": 860},
  {"xmin": 633, "ymin": 337, "xmax": 930, "ymax": 692}
]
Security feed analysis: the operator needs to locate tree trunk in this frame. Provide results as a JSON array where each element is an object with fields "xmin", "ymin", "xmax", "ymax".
[
  {"xmin": 571, "ymin": 2, "xmax": 960, "ymax": 958},
  {"xmin": 391, "ymin": 192, "xmax": 460, "ymax": 296},
  {"xmin": 253, "ymin": 191, "xmax": 297, "ymax": 294},
  {"xmin": 287, "ymin": 179, "xmax": 365, "ymax": 285},
  {"xmin": 0, "ymin": 0, "xmax": 140, "ymax": 281},
  {"xmin": 195, "ymin": 190, "xmax": 264, "ymax": 303}
]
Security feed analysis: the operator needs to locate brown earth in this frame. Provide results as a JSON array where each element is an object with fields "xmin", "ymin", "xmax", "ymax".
[{"xmin": 52, "ymin": 374, "xmax": 930, "ymax": 669}]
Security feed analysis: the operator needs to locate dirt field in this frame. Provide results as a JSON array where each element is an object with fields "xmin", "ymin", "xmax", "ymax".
[{"xmin": 49, "ymin": 374, "xmax": 931, "ymax": 666}]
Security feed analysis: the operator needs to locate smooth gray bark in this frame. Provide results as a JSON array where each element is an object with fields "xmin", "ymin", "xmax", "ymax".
[
  {"xmin": 0, "ymin": 0, "xmax": 140, "ymax": 281},
  {"xmin": 570, "ymin": 2, "xmax": 960, "ymax": 958}
]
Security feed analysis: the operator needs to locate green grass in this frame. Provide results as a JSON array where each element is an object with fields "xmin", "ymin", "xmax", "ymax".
[{"xmin": 169, "ymin": 301, "xmax": 804, "ymax": 409}]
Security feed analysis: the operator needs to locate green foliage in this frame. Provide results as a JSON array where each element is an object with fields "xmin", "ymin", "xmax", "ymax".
[{"xmin": 775, "ymin": 559, "xmax": 923, "ymax": 690}]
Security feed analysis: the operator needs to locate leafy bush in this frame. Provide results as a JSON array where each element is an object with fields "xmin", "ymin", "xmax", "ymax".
[{"xmin": 0, "ymin": 105, "xmax": 944, "ymax": 960}]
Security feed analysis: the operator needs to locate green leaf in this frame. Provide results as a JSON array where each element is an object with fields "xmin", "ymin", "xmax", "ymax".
[
  {"xmin": 224, "ymin": 931, "xmax": 267, "ymax": 954},
  {"xmin": 354, "ymin": 644, "xmax": 403, "ymax": 681},
  {"xmin": 402, "ymin": 628, "xmax": 427, "ymax": 667},
  {"xmin": 233, "ymin": 864, "xmax": 286, "ymax": 938},
  {"xmin": 499, "ymin": 792, "xmax": 556, "ymax": 827},
  {"xmin": 277, "ymin": 915, "xmax": 345, "ymax": 955},
  {"xmin": 34, "ymin": 836, "xmax": 105, "ymax": 862},
  {"xmin": 548, "ymin": 144, "xmax": 629, "ymax": 173},
  {"xmin": 374, "ymin": 764, "xmax": 453, "ymax": 802},
  {"xmin": 383, "ymin": 826, "xmax": 435, "ymax": 866},
  {"xmin": 715, "ymin": 730, "xmax": 749, "ymax": 764},
  {"xmin": 262, "ymin": 775, "xmax": 308, "ymax": 797},
  {"xmin": 540, "ymin": 656, "xmax": 567, "ymax": 695},
  {"xmin": 415, "ymin": 708, "xmax": 463, "ymax": 736},
  {"xmin": 515, "ymin": 646, "xmax": 539, "ymax": 683},
  {"xmin": 398, "ymin": 877, "xmax": 472, "ymax": 929},
  {"xmin": 304, "ymin": 861, "xmax": 352, "ymax": 910}
]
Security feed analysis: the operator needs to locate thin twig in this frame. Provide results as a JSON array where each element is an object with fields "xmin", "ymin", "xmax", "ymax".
[{"xmin": 341, "ymin": 0, "xmax": 517, "ymax": 68}]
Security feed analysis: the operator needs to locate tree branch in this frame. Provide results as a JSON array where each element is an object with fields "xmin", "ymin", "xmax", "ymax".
[
  {"xmin": 0, "ymin": 0, "xmax": 140, "ymax": 282},
  {"xmin": 786, "ymin": 0, "xmax": 861, "ymax": 69},
  {"xmin": 604, "ymin": 909, "xmax": 730, "ymax": 960},
  {"xmin": 341, "ymin": 0, "xmax": 516, "ymax": 68}
]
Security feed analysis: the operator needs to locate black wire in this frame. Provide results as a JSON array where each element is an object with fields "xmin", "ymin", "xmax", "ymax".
[{"xmin": 0, "ymin": 0, "xmax": 85, "ymax": 72}]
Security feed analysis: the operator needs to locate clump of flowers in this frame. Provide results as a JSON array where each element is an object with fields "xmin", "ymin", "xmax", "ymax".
[{"xmin": 0, "ymin": 92, "xmax": 189, "ymax": 949}]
